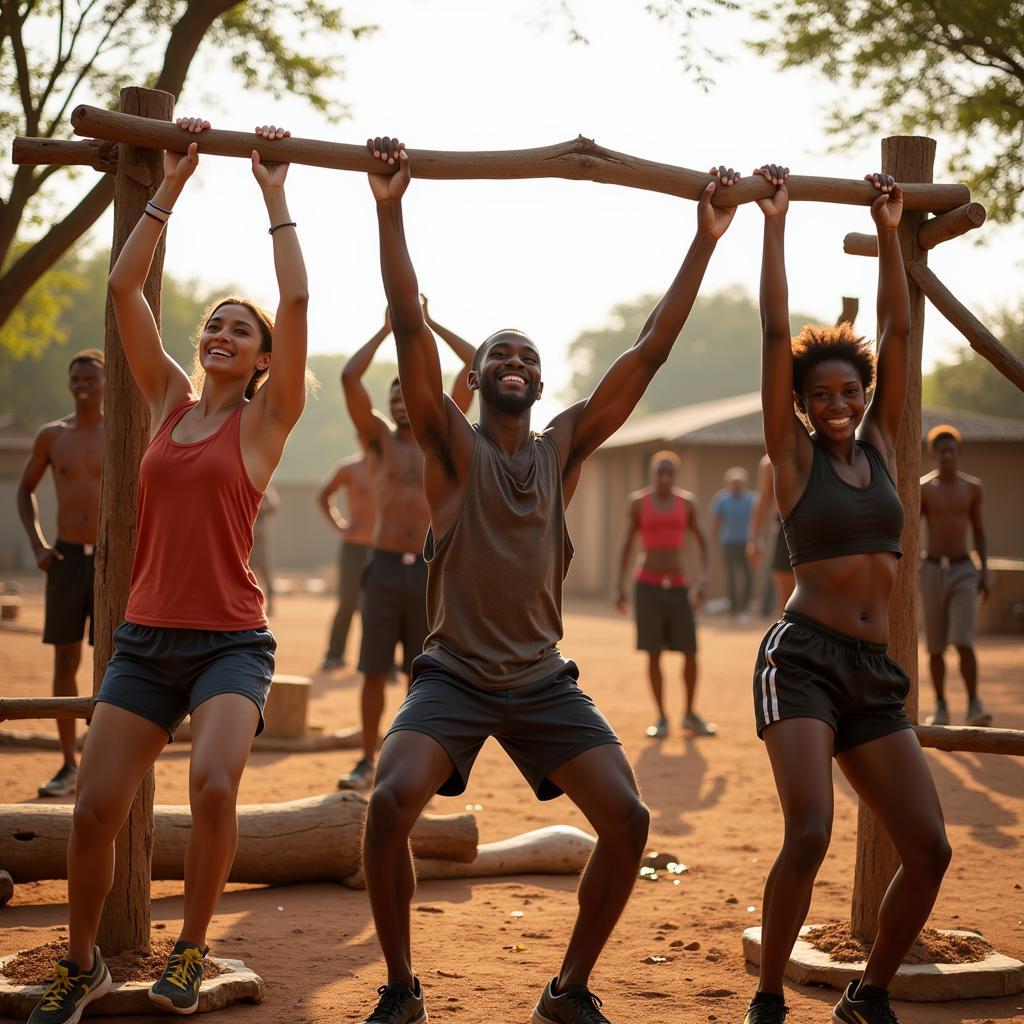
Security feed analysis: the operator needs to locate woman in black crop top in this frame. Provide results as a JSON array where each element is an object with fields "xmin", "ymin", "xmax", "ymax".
[{"xmin": 718, "ymin": 165, "xmax": 951, "ymax": 1024}]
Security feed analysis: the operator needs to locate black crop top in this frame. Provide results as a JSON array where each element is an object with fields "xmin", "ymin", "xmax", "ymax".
[{"xmin": 781, "ymin": 438, "xmax": 903, "ymax": 566}]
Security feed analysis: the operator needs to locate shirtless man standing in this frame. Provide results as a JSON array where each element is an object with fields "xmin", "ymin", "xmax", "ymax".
[
  {"xmin": 920, "ymin": 424, "xmax": 991, "ymax": 726},
  {"xmin": 337, "ymin": 303, "xmax": 475, "ymax": 790},
  {"xmin": 16, "ymin": 349, "xmax": 104, "ymax": 796},
  {"xmin": 318, "ymin": 454, "xmax": 376, "ymax": 671}
]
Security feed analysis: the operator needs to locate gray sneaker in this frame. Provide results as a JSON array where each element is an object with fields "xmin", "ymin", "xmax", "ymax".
[
  {"xmin": 338, "ymin": 758, "xmax": 374, "ymax": 791},
  {"xmin": 28, "ymin": 946, "xmax": 111, "ymax": 1024},
  {"xmin": 37, "ymin": 764, "xmax": 78, "ymax": 798},
  {"xmin": 360, "ymin": 978, "xmax": 427, "ymax": 1023},
  {"xmin": 925, "ymin": 701, "xmax": 950, "ymax": 726},
  {"xmin": 683, "ymin": 712, "xmax": 717, "ymax": 736},
  {"xmin": 645, "ymin": 716, "xmax": 668, "ymax": 739},
  {"xmin": 967, "ymin": 700, "xmax": 992, "ymax": 727},
  {"xmin": 148, "ymin": 940, "xmax": 207, "ymax": 1014},
  {"xmin": 533, "ymin": 977, "xmax": 611, "ymax": 1023}
]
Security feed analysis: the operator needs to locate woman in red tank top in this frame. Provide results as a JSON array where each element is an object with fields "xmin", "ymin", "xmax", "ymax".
[
  {"xmin": 30, "ymin": 118, "xmax": 309, "ymax": 1023},
  {"xmin": 616, "ymin": 451, "xmax": 712, "ymax": 739}
]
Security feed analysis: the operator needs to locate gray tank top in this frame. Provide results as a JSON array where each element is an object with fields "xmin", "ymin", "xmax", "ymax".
[{"xmin": 421, "ymin": 427, "xmax": 574, "ymax": 691}]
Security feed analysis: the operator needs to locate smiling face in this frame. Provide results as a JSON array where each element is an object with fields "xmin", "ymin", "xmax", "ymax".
[
  {"xmin": 472, "ymin": 331, "xmax": 543, "ymax": 415},
  {"xmin": 797, "ymin": 358, "xmax": 867, "ymax": 442},
  {"xmin": 67, "ymin": 360, "xmax": 104, "ymax": 407},
  {"xmin": 199, "ymin": 303, "xmax": 271, "ymax": 390}
]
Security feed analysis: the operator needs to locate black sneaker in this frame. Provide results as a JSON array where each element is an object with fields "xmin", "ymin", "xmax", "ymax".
[
  {"xmin": 28, "ymin": 946, "xmax": 111, "ymax": 1024},
  {"xmin": 533, "ymin": 977, "xmax": 611, "ymax": 1023},
  {"xmin": 148, "ymin": 939, "xmax": 207, "ymax": 1014},
  {"xmin": 359, "ymin": 978, "xmax": 427, "ymax": 1023},
  {"xmin": 833, "ymin": 981, "xmax": 899, "ymax": 1023},
  {"xmin": 338, "ymin": 758, "xmax": 374, "ymax": 791},
  {"xmin": 743, "ymin": 998, "xmax": 788, "ymax": 1023},
  {"xmin": 37, "ymin": 764, "xmax": 78, "ymax": 798}
]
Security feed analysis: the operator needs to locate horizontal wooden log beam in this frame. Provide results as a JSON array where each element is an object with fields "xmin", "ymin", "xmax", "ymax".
[
  {"xmin": 918, "ymin": 202, "xmax": 986, "ymax": 249},
  {"xmin": 63, "ymin": 105, "xmax": 970, "ymax": 211},
  {"xmin": 12, "ymin": 137, "xmax": 118, "ymax": 173},
  {"xmin": 0, "ymin": 696, "xmax": 95, "ymax": 721},
  {"xmin": 844, "ymin": 232, "xmax": 877, "ymax": 257},
  {"xmin": 916, "ymin": 724, "xmax": 1024, "ymax": 756},
  {"xmin": 908, "ymin": 261, "xmax": 1024, "ymax": 392}
]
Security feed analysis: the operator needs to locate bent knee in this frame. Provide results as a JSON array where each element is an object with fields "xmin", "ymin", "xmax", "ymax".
[
  {"xmin": 905, "ymin": 831, "xmax": 952, "ymax": 883},
  {"xmin": 71, "ymin": 796, "xmax": 121, "ymax": 844},
  {"xmin": 782, "ymin": 821, "xmax": 832, "ymax": 869},
  {"xmin": 190, "ymin": 775, "xmax": 240, "ymax": 823},
  {"xmin": 596, "ymin": 795, "xmax": 650, "ymax": 854},
  {"xmin": 365, "ymin": 782, "xmax": 423, "ymax": 840}
]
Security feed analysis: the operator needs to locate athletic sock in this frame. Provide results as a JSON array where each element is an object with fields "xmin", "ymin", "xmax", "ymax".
[
  {"xmin": 853, "ymin": 982, "xmax": 889, "ymax": 1002},
  {"xmin": 750, "ymin": 991, "xmax": 786, "ymax": 1006}
]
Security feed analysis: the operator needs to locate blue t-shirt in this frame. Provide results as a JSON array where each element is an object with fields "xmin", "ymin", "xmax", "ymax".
[{"xmin": 712, "ymin": 489, "xmax": 754, "ymax": 544}]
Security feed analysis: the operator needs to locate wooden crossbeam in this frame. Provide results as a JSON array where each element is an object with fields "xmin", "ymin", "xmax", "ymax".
[
  {"xmin": 8, "ymin": 105, "xmax": 974, "ymax": 211},
  {"xmin": 844, "ymin": 202, "xmax": 987, "ymax": 257},
  {"xmin": 915, "ymin": 724, "xmax": 1024, "ymax": 757},
  {"xmin": 908, "ymin": 261, "xmax": 1024, "ymax": 392},
  {"xmin": 13, "ymin": 137, "xmax": 118, "ymax": 173},
  {"xmin": 0, "ymin": 696, "xmax": 95, "ymax": 721}
]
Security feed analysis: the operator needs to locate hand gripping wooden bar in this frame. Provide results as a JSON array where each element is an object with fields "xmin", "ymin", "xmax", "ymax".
[{"xmin": 58, "ymin": 105, "xmax": 970, "ymax": 211}]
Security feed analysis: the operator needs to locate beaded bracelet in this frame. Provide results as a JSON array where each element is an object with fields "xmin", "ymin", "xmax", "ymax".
[{"xmin": 269, "ymin": 221, "xmax": 297, "ymax": 235}]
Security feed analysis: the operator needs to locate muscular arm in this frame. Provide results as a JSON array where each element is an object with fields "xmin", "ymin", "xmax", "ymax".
[
  {"xmin": 548, "ymin": 182, "xmax": 730, "ymax": 468},
  {"xmin": 341, "ymin": 323, "xmax": 391, "ymax": 450},
  {"xmin": 16, "ymin": 427, "xmax": 61, "ymax": 569},
  {"xmin": 424, "ymin": 302, "xmax": 476, "ymax": 414},
  {"xmin": 317, "ymin": 462, "xmax": 352, "ymax": 531}
]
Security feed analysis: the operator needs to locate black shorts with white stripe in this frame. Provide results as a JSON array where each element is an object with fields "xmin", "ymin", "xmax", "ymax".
[{"xmin": 752, "ymin": 610, "xmax": 912, "ymax": 755}]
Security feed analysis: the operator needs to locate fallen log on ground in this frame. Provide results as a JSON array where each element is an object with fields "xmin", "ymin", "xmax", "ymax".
[{"xmin": 0, "ymin": 792, "xmax": 476, "ymax": 884}]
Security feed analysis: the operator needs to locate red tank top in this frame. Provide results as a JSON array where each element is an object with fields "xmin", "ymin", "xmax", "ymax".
[
  {"xmin": 635, "ymin": 493, "xmax": 687, "ymax": 588},
  {"xmin": 124, "ymin": 400, "xmax": 267, "ymax": 631}
]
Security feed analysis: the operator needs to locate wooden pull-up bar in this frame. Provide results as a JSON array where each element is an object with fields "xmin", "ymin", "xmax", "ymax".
[{"xmin": 11, "ymin": 104, "xmax": 976, "ymax": 211}]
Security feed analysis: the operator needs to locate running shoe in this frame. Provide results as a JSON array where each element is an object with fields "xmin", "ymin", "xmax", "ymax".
[
  {"xmin": 148, "ymin": 939, "xmax": 207, "ymax": 1014},
  {"xmin": 683, "ymin": 712, "xmax": 718, "ymax": 736},
  {"xmin": 924, "ymin": 700, "xmax": 949, "ymax": 726},
  {"xmin": 645, "ymin": 716, "xmax": 668, "ymax": 739},
  {"xmin": 37, "ymin": 764, "xmax": 78, "ymax": 798},
  {"xmin": 742, "ymin": 999, "xmax": 788, "ymax": 1023},
  {"xmin": 337, "ymin": 758, "xmax": 374, "ymax": 791},
  {"xmin": 320, "ymin": 656, "xmax": 345, "ymax": 671},
  {"xmin": 533, "ymin": 977, "xmax": 611, "ymax": 1023},
  {"xmin": 967, "ymin": 699, "xmax": 992, "ymax": 726},
  {"xmin": 28, "ymin": 947, "xmax": 111, "ymax": 1024},
  {"xmin": 359, "ymin": 979, "xmax": 427, "ymax": 1023},
  {"xmin": 832, "ymin": 981, "xmax": 899, "ymax": 1023}
]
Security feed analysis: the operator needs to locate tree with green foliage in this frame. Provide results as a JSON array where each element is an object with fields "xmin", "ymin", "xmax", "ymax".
[
  {"xmin": 0, "ymin": 0, "xmax": 373, "ymax": 340},
  {"xmin": 753, "ymin": 1, "xmax": 1024, "ymax": 222},
  {"xmin": 565, "ymin": 288, "xmax": 820, "ymax": 414},
  {"xmin": 923, "ymin": 304, "xmax": 1024, "ymax": 420}
]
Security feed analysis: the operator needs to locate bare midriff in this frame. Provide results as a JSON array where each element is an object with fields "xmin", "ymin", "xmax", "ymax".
[
  {"xmin": 789, "ymin": 550, "xmax": 899, "ymax": 643},
  {"xmin": 922, "ymin": 477, "xmax": 972, "ymax": 559},
  {"xmin": 368, "ymin": 430, "xmax": 430, "ymax": 553},
  {"xmin": 640, "ymin": 546, "xmax": 684, "ymax": 578},
  {"xmin": 51, "ymin": 423, "xmax": 102, "ymax": 545},
  {"xmin": 344, "ymin": 460, "xmax": 377, "ymax": 547}
]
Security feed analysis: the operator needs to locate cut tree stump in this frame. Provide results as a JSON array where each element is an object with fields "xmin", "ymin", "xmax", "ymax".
[
  {"xmin": 0, "ymin": 792, "xmax": 477, "ymax": 884},
  {"xmin": 260, "ymin": 674, "xmax": 309, "ymax": 740}
]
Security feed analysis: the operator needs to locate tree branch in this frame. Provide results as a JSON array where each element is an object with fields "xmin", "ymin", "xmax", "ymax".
[{"xmin": 2, "ymin": 0, "xmax": 39, "ymax": 136}]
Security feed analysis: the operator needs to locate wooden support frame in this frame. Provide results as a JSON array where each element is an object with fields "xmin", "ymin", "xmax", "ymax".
[
  {"xmin": 9, "ymin": 105, "xmax": 972, "ymax": 210},
  {"xmin": 844, "ymin": 202, "xmax": 986, "ymax": 257}
]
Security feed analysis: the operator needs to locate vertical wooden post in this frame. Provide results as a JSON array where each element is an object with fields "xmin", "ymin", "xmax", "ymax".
[
  {"xmin": 92, "ymin": 86, "xmax": 174, "ymax": 954},
  {"xmin": 850, "ymin": 135, "xmax": 934, "ymax": 941}
]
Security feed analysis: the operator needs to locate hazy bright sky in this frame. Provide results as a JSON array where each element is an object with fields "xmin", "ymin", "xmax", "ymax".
[{"xmin": 72, "ymin": 0, "xmax": 1020, "ymax": 426}]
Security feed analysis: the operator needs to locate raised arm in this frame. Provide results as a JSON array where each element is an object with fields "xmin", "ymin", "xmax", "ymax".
[
  {"xmin": 107, "ymin": 118, "xmax": 200, "ymax": 422},
  {"xmin": 616, "ymin": 496, "xmax": 642, "ymax": 613},
  {"xmin": 341, "ymin": 312, "xmax": 392, "ymax": 449},
  {"xmin": 317, "ymin": 460, "xmax": 353, "ymax": 533},
  {"xmin": 368, "ymin": 137, "xmax": 473, "ymax": 474},
  {"xmin": 249, "ymin": 126, "xmax": 309, "ymax": 437},
  {"xmin": 16, "ymin": 426, "xmax": 60, "ymax": 571},
  {"xmin": 861, "ymin": 176, "xmax": 909, "ymax": 460},
  {"xmin": 421, "ymin": 295, "xmax": 476, "ymax": 414},
  {"xmin": 548, "ymin": 168, "xmax": 739, "ymax": 468}
]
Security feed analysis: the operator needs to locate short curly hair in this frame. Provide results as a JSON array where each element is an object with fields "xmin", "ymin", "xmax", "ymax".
[{"xmin": 791, "ymin": 322, "xmax": 875, "ymax": 396}]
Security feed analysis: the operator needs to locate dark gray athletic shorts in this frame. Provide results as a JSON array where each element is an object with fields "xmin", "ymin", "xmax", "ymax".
[
  {"xmin": 635, "ymin": 581, "xmax": 696, "ymax": 654},
  {"xmin": 358, "ymin": 550, "xmax": 428, "ymax": 676},
  {"xmin": 95, "ymin": 622, "xmax": 276, "ymax": 740},
  {"xmin": 43, "ymin": 540, "xmax": 95, "ymax": 646},
  {"xmin": 387, "ymin": 655, "xmax": 621, "ymax": 800},
  {"xmin": 753, "ymin": 610, "xmax": 911, "ymax": 754}
]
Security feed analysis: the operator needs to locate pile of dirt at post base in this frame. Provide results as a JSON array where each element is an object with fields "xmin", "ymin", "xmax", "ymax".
[{"xmin": 804, "ymin": 923, "xmax": 992, "ymax": 965}]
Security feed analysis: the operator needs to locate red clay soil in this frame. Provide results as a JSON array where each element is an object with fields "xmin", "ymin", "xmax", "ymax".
[
  {"xmin": 2, "ymin": 589, "xmax": 1023, "ymax": 1024},
  {"xmin": 804, "ymin": 923, "xmax": 992, "ymax": 965},
  {"xmin": 1, "ymin": 934, "xmax": 225, "ymax": 985}
]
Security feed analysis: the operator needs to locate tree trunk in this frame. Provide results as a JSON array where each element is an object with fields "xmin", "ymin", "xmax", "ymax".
[
  {"xmin": 91, "ymin": 86, "xmax": 174, "ymax": 956},
  {"xmin": 850, "ymin": 136, "xmax": 934, "ymax": 943},
  {"xmin": 0, "ymin": 794, "xmax": 478, "ymax": 884}
]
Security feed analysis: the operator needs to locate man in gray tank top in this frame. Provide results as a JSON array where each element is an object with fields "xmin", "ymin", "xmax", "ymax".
[{"xmin": 356, "ymin": 136, "xmax": 739, "ymax": 1024}]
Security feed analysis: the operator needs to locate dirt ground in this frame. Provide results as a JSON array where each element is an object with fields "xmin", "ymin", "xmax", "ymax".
[{"xmin": 1, "ymin": 589, "xmax": 1022, "ymax": 1023}]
